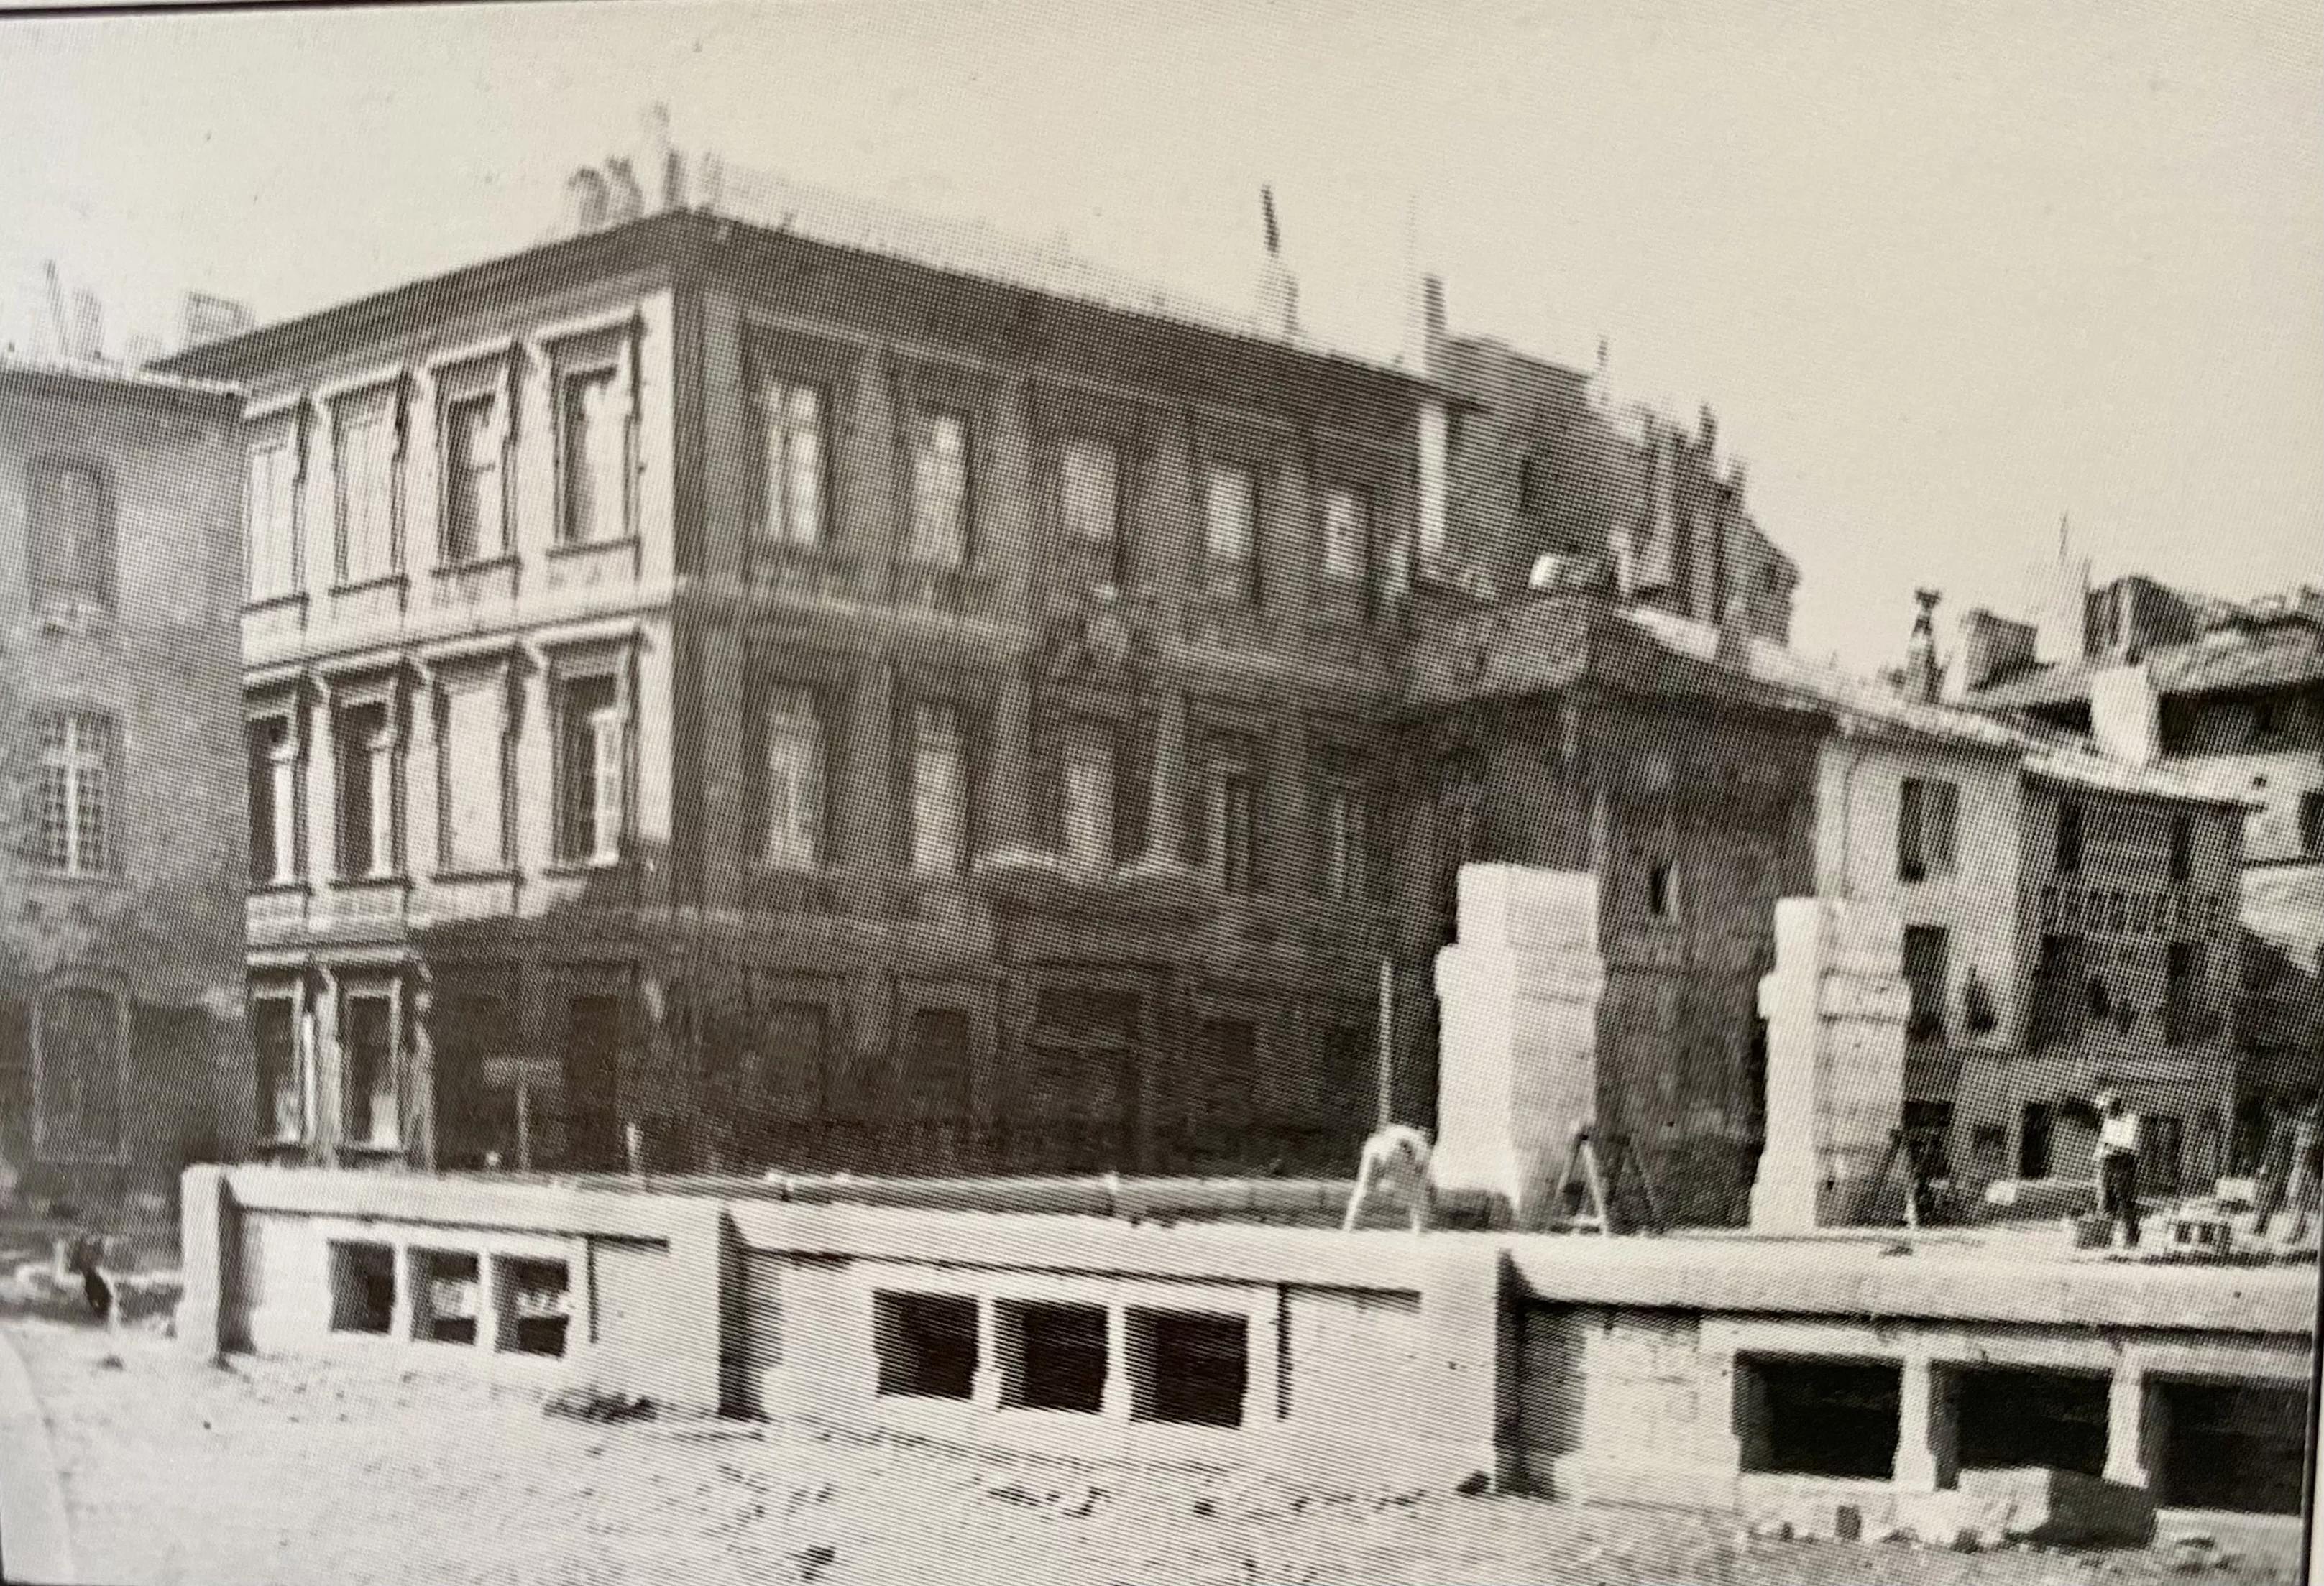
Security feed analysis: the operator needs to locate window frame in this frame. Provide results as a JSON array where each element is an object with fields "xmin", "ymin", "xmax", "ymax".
[
  {"xmin": 339, "ymin": 977, "xmax": 404, "ymax": 1153},
  {"xmin": 1898, "ymin": 776, "xmax": 1960, "ymax": 884},
  {"xmin": 1201, "ymin": 741, "xmax": 1262, "ymax": 896},
  {"xmin": 1056, "ymin": 435, "xmax": 1124, "ymax": 563},
  {"xmin": 331, "ymin": 381, "xmax": 408, "ymax": 589},
  {"xmin": 1198, "ymin": 460, "xmax": 1261, "ymax": 605},
  {"xmin": 755, "ymin": 374, "xmax": 833, "ymax": 553},
  {"xmin": 1318, "ymin": 773, "xmax": 1372, "ymax": 903},
  {"xmin": 550, "ymin": 322, "xmax": 641, "ymax": 549},
  {"xmin": 249, "ymin": 984, "xmax": 310, "ymax": 1146},
  {"xmin": 330, "ymin": 681, "xmax": 405, "ymax": 883},
  {"xmin": 757, "ymin": 681, "xmax": 830, "ymax": 872},
  {"xmin": 26, "ymin": 455, "xmax": 117, "ymax": 622},
  {"xmin": 906, "ymin": 698, "xmax": 974, "ymax": 879},
  {"xmin": 244, "ymin": 405, "xmax": 308, "ymax": 604},
  {"xmin": 906, "ymin": 405, "xmax": 975, "ymax": 569},
  {"xmin": 247, "ymin": 701, "xmax": 306, "ymax": 888},
  {"xmin": 30, "ymin": 979, "xmax": 129, "ymax": 1165},
  {"xmin": 30, "ymin": 709, "xmax": 119, "ymax": 879},
  {"xmin": 1056, "ymin": 718, "xmax": 1119, "ymax": 877},
  {"xmin": 434, "ymin": 661, "xmax": 515, "ymax": 877}
]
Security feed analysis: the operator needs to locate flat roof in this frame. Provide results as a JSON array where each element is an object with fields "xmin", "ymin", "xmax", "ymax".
[{"xmin": 0, "ymin": 350, "xmax": 242, "ymax": 403}]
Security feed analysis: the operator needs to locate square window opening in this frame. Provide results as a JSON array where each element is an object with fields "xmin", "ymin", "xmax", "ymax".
[
  {"xmin": 874, "ymin": 1291, "xmax": 979, "ymax": 1400},
  {"xmin": 996, "ymin": 1300, "xmax": 1108, "ymax": 1414},
  {"xmin": 1126, "ymin": 1309, "xmax": 1247, "ymax": 1427},
  {"xmin": 1955, "ymin": 1366, "xmax": 2107, "ymax": 1477},
  {"xmin": 495, "ymin": 1256, "xmax": 571, "ymax": 1357},
  {"xmin": 411, "ymin": 1250, "xmax": 481, "ymax": 1346},
  {"xmin": 329, "ymin": 1241, "xmax": 397, "ymax": 1335},
  {"xmin": 1742, "ymin": 1357, "xmax": 1901, "ymax": 1480},
  {"xmin": 2151, "ymin": 1379, "xmax": 2306, "ymax": 1515}
]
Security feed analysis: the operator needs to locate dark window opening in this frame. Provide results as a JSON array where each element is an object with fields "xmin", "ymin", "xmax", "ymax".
[
  {"xmin": 1128, "ymin": 1309, "xmax": 1247, "ymax": 1428},
  {"xmin": 2141, "ymin": 1114, "xmax": 2184, "ymax": 1199},
  {"xmin": 329, "ymin": 1241, "xmax": 397, "ymax": 1334},
  {"xmin": 2056, "ymin": 800, "xmax": 2085, "ymax": 876},
  {"xmin": 1903, "ymin": 926, "xmax": 1949, "ymax": 1044},
  {"xmin": 1956, "ymin": 1368, "xmax": 2107, "ymax": 1477},
  {"xmin": 252, "ymin": 996, "xmax": 300, "ymax": 1143},
  {"xmin": 411, "ymin": 1250, "xmax": 480, "ymax": 1345},
  {"xmin": 2153, "ymin": 1381, "xmax": 2306, "ymax": 1515},
  {"xmin": 1646, "ymin": 860, "xmax": 1675, "ymax": 918},
  {"xmin": 1745, "ymin": 1357, "xmax": 1901, "ymax": 1480},
  {"xmin": 2020, "ymin": 1102, "xmax": 2054, "ymax": 1179},
  {"xmin": 1902, "ymin": 1099, "xmax": 1954, "ymax": 1181},
  {"xmin": 998, "ymin": 1301, "xmax": 1107, "ymax": 1414},
  {"xmin": 2164, "ymin": 942, "xmax": 2202, "ymax": 1047},
  {"xmin": 2034, "ymin": 935, "xmax": 2087, "ymax": 1048},
  {"xmin": 874, "ymin": 1291, "xmax": 979, "ymax": 1400},
  {"xmin": 495, "ymin": 1257, "xmax": 570, "ymax": 1357},
  {"xmin": 2168, "ymin": 813, "xmax": 2193, "ymax": 885}
]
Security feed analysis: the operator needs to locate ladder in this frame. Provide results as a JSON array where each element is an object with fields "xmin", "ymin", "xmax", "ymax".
[{"xmin": 1547, "ymin": 1125, "xmax": 1666, "ymax": 1235}]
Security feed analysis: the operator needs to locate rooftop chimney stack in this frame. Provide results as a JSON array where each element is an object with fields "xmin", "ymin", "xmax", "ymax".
[
  {"xmin": 605, "ymin": 158, "xmax": 645, "ymax": 226},
  {"xmin": 1903, "ymin": 588, "xmax": 1942, "ymax": 704},
  {"xmin": 69, "ymin": 288, "xmax": 104, "ymax": 364},
  {"xmin": 566, "ymin": 167, "xmax": 612, "ymax": 236},
  {"xmin": 2031, "ymin": 517, "xmax": 2092, "ymax": 664},
  {"xmin": 639, "ymin": 103, "xmax": 685, "ymax": 212},
  {"xmin": 1254, "ymin": 185, "xmax": 1300, "ymax": 340}
]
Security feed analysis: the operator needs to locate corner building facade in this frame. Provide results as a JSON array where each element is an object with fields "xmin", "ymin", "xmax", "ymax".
[{"xmin": 165, "ymin": 211, "xmax": 1431, "ymax": 1177}]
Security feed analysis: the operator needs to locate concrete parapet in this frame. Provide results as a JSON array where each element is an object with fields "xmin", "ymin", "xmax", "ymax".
[
  {"xmin": 1752, "ymin": 897, "xmax": 1908, "ymax": 1231},
  {"xmin": 1434, "ymin": 865, "xmax": 1605, "ymax": 1227}
]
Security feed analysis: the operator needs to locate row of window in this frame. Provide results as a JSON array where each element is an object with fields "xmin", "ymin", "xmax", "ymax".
[
  {"xmin": 1898, "ymin": 778, "xmax": 2201, "ymax": 885},
  {"xmin": 249, "ymin": 681, "xmax": 1379, "ymax": 901},
  {"xmin": 244, "ymin": 351, "xmax": 1409, "ymax": 607}
]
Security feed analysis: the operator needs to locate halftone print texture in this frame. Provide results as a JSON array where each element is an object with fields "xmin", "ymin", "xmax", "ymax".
[{"xmin": 1, "ymin": 4, "xmax": 2320, "ymax": 1583}]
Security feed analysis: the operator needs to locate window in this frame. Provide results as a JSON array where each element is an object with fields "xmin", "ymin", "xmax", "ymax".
[
  {"xmin": 1203, "ymin": 750, "xmax": 1259, "ymax": 895},
  {"xmin": 32, "ymin": 712, "xmax": 114, "ymax": 877},
  {"xmin": 2169, "ymin": 812, "xmax": 2193, "ymax": 885},
  {"xmin": 1058, "ymin": 438, "xmax": 1119, "ymax": 555},
  {"xmin": 2304, "ymin": 793, "xmax": 2324, "ymax": 859},
  {"xmin": 441, "ymin": 392, "xmax": 504, "ymax": 565},
  {"xmin": 27, "ymin": 458, "xmax": 114, "ymax": 617},
  {"xmin": 247, "ymin": 438, "xmax": 300, "ymax": 600},
  {"xmin": 910, "ymin": 702, "xmax": 970, "ymax": 877},
  {"xmin": 2251, "ymin": 697, "xmax": 2285, "ymax": 745},
  {"xmin": 334, "ymin": 395, "xmax": 399, "ymax": 584},
  {"xmin": 1200, "ymin": 463, "xmax": 1258, "ymax": 602},
  {"xmin": 758, "ymin": 379, "xmax": 827, "ymax": 550},
  {"xmin": 559, "ymin": 364, "xmax": 630, "ymax": 545},
  {"xmin": 438, "ymin": 676, "xmax": 507, "ymax": 873},
  {"xmin": 2141, "ymin": 1114, "xmax": 2184, "ymax": 1197},
  {"xmin": 2055, "ymin": 799, "xmax": 2085, "ymax": 876},
  {"xmin": 341, "ymin": 988, "xmax": 399, "ymax": 1150},
  {"xmin": 762, "ymin": 686, "xmax": 825, "ymax": 869},
  {"xmin": 909, "ymin": 409, "xmax": 971, "ymax": 567},
  {"xmin": 2020, "ymin": 1101, "xmax": 2054, "ymax": 1179},
  {"xmin": 1646, "ymin": 859, "xmax": 1676, "ymax": 919},
  {"xmin": 1516, "ymin": 454, "xmax": 1548, "ymax": 515},
  {"xmin": 1903, "ymin": 926, "xmax": 1949, "ymax": 1043},
  {"xmin": 2033, "ymin": 935, "xmax": 2086, "ymax": 1048},
  {"xmin": 1059, "ymin": 722, "xmax": 1116, "ymax": 875},
  {"xmin": 1320, "ymin": 778, "xmax": 1369, "ymax": 901},
  {"xmin": 2165, "ymin": 941, "xmax": 2203, "ymax": 1046},
  {"xmin": 876, "ymin": 1292, "xmax": 979, "ymax": 1399},
  {"xmin": 1321, "ymin": 487, "xmax": 1369, "ymax": 584},
  {"xmin": 902, "ymin": 1008, "xmax": 973, "ymax": 1120},
  {"xmin": 251, "ymin": 994, "xmax": 303, "ymax": 1143},
  {"xmin": 248, "ymin": 714, "xmax": 301, "ymax": 886},
  {"xmin": 557, "ymin": 675, "xmax": 624, "ymax": 866},
  {"xmin": 34, "ymin": 985, "xmax": 123, "ymax": 1160},
  {"xmin": 336, "ymin": 700, "xmax": 398, "ymax": 881},
  {"xmin": 1897, "ymin": 778, "xmax": 1958, "ymax": 882}
]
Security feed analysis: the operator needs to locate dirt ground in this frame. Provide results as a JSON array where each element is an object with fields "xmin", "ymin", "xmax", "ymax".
[{"xmin": 0, "ymin": 1314, "xmax": 2297, "ymax": 1586}]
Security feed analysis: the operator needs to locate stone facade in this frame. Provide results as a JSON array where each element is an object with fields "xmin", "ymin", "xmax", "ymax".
[
  {"xmin": 162, "ymin": 208, "xmax": 1432, "ymax": 1180},
  {"xmin": 0, "ymin": 357, "xmax": 247, "ymax": 1207}
]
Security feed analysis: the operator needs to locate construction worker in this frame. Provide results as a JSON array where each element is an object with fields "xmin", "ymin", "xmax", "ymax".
[{"xmin": 2093, "ymin": 1087, "xmax": 2144, "ymax": 1250}]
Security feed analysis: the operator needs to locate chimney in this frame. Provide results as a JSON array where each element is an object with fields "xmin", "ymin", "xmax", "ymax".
[
  {"xmin": 1902, "ymin": 589, "xmax": 1942, "ymax": 704},
  {"xmin": 565, "ymin": 167, "xmax": 611, "ymax": 236},
  {"xmin": 181, "ymin": 291, "xmax": 254, "ymax": 350},
  {"xmin": 1254, "ymin": 186, "xmax": 1299, "ymax": 339},
  {"xmin": 2090, "ymin": 660, "xmax": 2159, "ymax": 765},
  {"xmin": 605, "ymin": 158, "xmax": 645, "ymax": 226},
  {"xmin": 638, "ymin": 103, "xmax": 685, "ymax": 212},
  {"xmin": 69, "ymin": 288, "xmax": 104, "ymax": 364},
  {"xmin": 1956, "ymin": 607, "xmax": 2037, "ymax": 694}
]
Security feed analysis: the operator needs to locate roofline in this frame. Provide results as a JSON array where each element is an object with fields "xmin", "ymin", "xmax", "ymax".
[
  {"xmin": 160, "ymin": 207, "xmax": 1448, "ymax": 402},
  {"xmin": 0, "ymin": 354, "xmax": 242, "ymax": 407}
]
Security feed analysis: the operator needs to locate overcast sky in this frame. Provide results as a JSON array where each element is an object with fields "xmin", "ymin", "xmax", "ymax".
[{"xmin": 2, "ymin": 0, "xmax": 2317, "ymax": 669}]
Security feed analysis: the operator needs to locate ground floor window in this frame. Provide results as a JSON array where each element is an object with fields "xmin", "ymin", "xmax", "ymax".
[
  {"xmin": 341, "ymin": 985, "xmax": 401, "ymax": 1151},
  {"xmin": 33, "ymin": 984, "xmax": 125, "ymax": 1161},
  {"xmin": 251, "ymin": 992, "xmax": 305, "ymax": 1145}
]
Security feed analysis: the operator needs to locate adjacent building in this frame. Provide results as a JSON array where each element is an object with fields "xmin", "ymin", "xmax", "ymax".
[
  {"xmin": 160, "ymin": 159, "xmax": 1439, "ymax": 1181},
  {"xmin": 0, "ymin": 354, "xmax": 247, "ymax": 1209},
  {"xmin": 1958, "ymin": 555, "xmax": 2324, "ymax": 1167}
]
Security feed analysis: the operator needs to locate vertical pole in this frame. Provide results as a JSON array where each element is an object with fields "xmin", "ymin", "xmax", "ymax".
[
  {"xmin": 516, "ymin": 1079, "xmax": 533, "ymax": 1174},
  {"xmin": 625, "ymin": 1120, "xmax": 645, "ymax": 1181},
  {"xmin": 1377, "ymin": 956, "xmax": 1396, "ymax": 1131}
]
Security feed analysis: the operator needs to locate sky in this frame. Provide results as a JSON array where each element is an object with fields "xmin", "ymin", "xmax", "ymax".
[{"xmin": 1, "ymin": 0, "xmax": 2317, "ymax": 670}]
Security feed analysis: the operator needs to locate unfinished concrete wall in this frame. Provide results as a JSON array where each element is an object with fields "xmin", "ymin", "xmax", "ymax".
[
  {"xmin": 1433, "ymin": 865, "xmax": 1604, "ymax": 1227},
  {"xmin": 1751, "ymin": 898, "xmax": 1909, "ymax": 1230}
]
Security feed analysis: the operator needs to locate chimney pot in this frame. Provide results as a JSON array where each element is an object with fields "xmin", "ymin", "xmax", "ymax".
[{"xmin": 566, "ymin": 167, "xmax": 611, "ymax": 235}]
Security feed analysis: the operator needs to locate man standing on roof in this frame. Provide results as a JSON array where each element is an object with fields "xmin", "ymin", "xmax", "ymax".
[{"xmin": 2094, "ymin": 1086, "xmax": 2144, "ymax": 1250}]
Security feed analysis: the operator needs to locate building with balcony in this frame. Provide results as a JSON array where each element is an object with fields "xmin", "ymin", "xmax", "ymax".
[
  {"xmin": 160, "ymin": 165, "xmax": 1439, "ymax": 1180},
  {"xmin": 1957, "ymin": 554, "xmax": 2323, "ymax": 1166},
  {"xmin": 0, "ymin": 353, "xmax": 247, "ymax": 1209}
]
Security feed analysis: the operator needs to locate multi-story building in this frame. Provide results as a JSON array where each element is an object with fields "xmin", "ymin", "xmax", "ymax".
[
  {"xmin": 0, "ymin": 354, "xmax": 247, "ymax": 1209},
  {"xmin": 1958, "ymin": 555, "xmax": 2324, "ymax": 1166},
  {"xmin": 1419, "ymin": 277, "xmax": 1798, "ymax": 642},
  {"xmin": 160, "ymin": 160, "xmax": 1438, "ymax": 1181}
]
